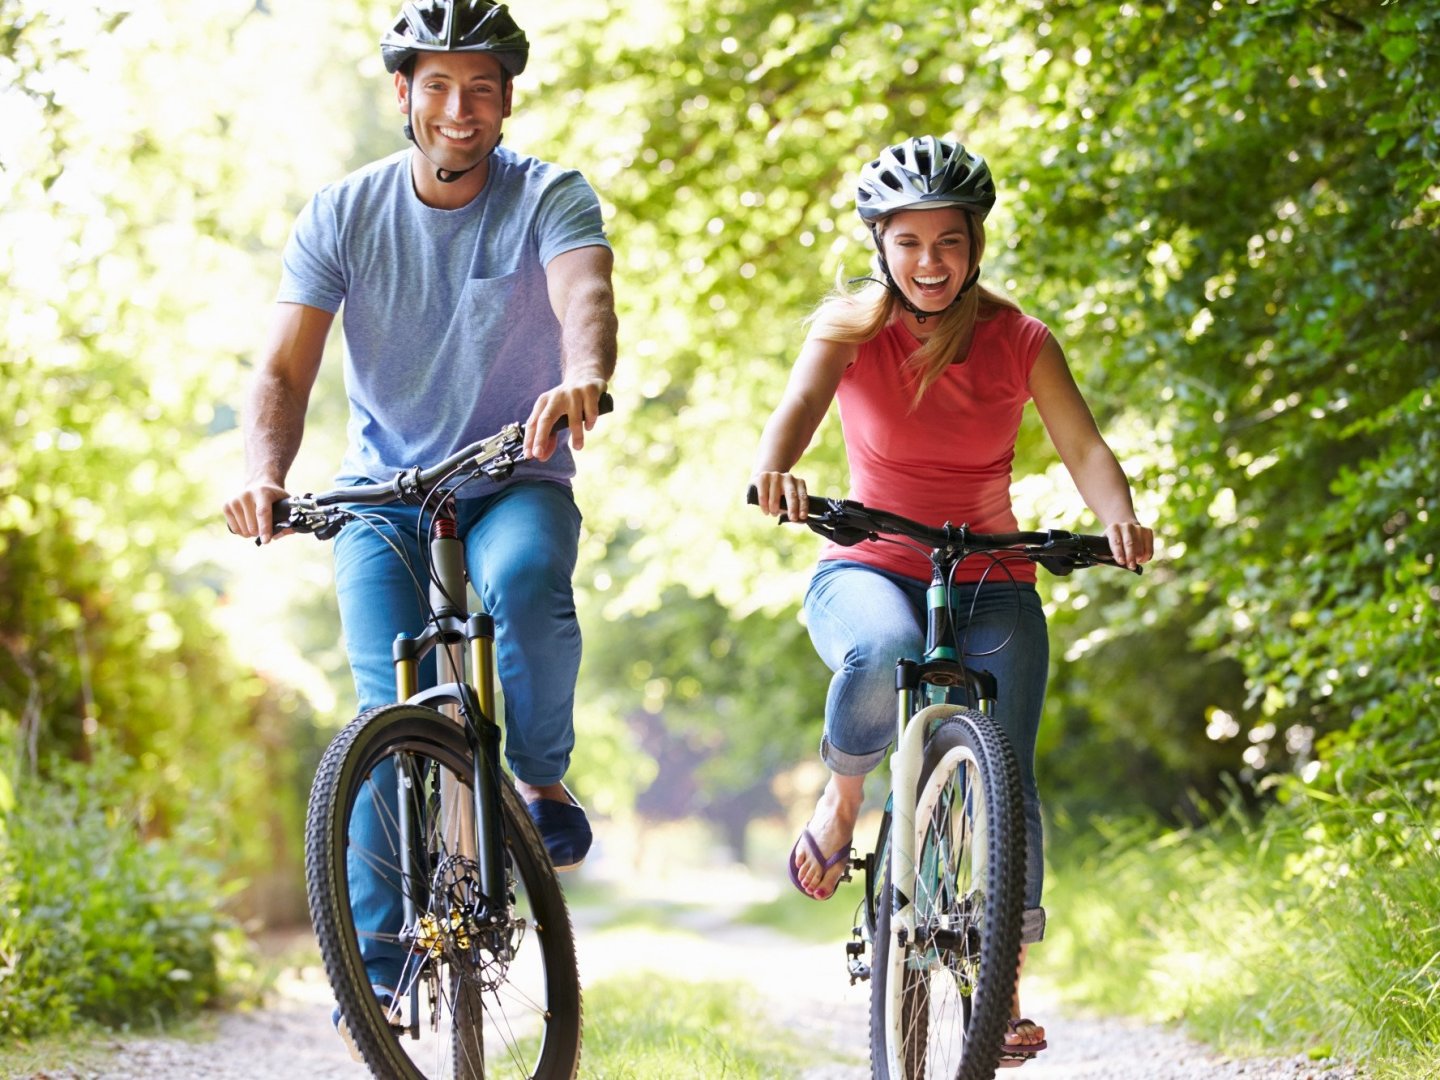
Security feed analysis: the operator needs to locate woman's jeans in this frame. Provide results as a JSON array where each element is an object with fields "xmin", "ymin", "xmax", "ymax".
[
  {"xmin": 331, "ymin": 480, "xmax": 583, "ymax": 988},
  {"xmin": 804, "ymin": 559, "xmax": 1050, "ymax": 943}
]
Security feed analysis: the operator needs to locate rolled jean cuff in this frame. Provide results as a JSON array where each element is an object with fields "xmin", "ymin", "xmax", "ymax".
[
  {"xmin": 1021, "ymin": 906, "xmax": 1046, "ymax": 945},
  {"xmin": 820, "ymin": 736, "xmax": 887, "ymax": 777}
]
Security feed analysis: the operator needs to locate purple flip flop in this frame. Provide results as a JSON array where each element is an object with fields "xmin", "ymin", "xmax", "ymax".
[
  {"xmin": 997, "ymin": 1017, "xmax": 1048, "ymax": 1067},
  {"xmin": 787, "ymin": 827, "xmax": 850, "ymax": 900}
]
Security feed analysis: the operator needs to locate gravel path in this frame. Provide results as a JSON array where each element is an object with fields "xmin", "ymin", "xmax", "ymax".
[{"xmin": 30, "ymin": 869, "xmax": 1360, "ymax": 1080}]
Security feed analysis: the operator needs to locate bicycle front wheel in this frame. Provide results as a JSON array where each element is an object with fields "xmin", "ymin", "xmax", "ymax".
[
  {"xmin": 870, "ymin": 708, "xmax": 1024, "ymax": 1080},
  {"xmin": 306, "ymin": 704, "xmax": 582, "ymax": 1080}
]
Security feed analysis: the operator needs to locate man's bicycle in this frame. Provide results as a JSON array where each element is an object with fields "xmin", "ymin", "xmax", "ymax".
[
  {"xmin": 265, "ymin": 397, "xmax": 611, "ymax": 1080},
  {"xmin": 755, "ymin": 492, "xmax": 1139, "ymax": 1080}
]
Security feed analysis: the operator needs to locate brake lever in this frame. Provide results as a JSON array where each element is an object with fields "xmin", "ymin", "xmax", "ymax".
[{"xmin": 472, "ymin": 423, "xmax": 526, "ymax": 478}]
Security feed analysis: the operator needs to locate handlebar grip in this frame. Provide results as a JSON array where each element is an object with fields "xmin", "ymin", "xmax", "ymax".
[
  {"xmin": 1064, "ymin": 532, "xmax": 1144, "ymax": 574},
  {"xmin": 547, "ymin": 391, "xmax": 614, "ymax": 435},
  {"xmin": 270, "ymin": 497, "xmax": 296, "ymax": 530},
  {"xmin": 744, "ymin": 485, "xmax": 825, "ymax": 516}
]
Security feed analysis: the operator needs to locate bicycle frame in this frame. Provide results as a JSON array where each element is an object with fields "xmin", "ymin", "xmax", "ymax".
[
  {"xmin": 749, "ymin": 491, "xmax": 1134, "ymax": 1075},
  {"xmin": 273, "ymin": 401, "xmax": 609, "ymax": 1076}
]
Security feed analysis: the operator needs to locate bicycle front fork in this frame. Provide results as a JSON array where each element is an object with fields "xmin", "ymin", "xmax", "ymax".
[{"xmin": 389, "ymin": 513, "xmax": 509, "ymax": 930}]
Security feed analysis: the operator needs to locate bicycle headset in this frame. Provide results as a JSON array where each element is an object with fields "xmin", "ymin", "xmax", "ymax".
[
  {"xmin": 854, "ymin": 136, "xmax": 997, "ymax": 323},
  {"xmin": 380, "ymin": 0, "xmax": 529, "ymax": 185}
]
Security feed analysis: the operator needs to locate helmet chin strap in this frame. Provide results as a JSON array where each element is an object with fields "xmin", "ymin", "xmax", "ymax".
[{"xmin": 403, "ymin": 75, "xmax": 484, "ymax": 185}]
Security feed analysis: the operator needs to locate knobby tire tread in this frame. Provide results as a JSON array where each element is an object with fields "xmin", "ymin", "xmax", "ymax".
[
  {"xmin": 868, "ymin": 709, "xmax": 1026, "ymax": 1080},
  {"xmin": 305, "ymin": 704, "xmax": 582, "ymax": 1080}
]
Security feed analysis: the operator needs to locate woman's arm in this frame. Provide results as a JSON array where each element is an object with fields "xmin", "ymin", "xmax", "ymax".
[
  {"xmin": 751, "ymin": 335, "xmax": 857, "ymax": 521},
  {"xmin": 1029, "ymin": 334, "xmax": 1154, "ymax": 568}
]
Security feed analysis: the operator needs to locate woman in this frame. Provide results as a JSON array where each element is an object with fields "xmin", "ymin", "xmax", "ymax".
[{"xmin": 750, "ymin": 136, "xmax": 1154, "ymax": 1064}]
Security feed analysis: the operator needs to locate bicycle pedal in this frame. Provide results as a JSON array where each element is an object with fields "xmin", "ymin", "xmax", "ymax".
[{"xmin": 845, "ymin": 941, "xmax": 871, "ymax": 984}]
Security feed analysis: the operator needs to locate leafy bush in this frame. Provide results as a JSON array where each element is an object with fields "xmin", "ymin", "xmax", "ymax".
[
  {"xmin": 0, "ymin": 735, "xmax": 241, "ymax": 1038},
  {"xmin": 1037, "ymin": 785, "xmax": 1440, "ymax": 1080}
]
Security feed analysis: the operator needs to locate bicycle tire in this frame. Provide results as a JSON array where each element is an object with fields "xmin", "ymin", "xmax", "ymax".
[
  {"xmin": 859, "ymin": 806, "xmax": 891, "ymax": 946},
  {"xmin": 306, "ymin": 703, "xmax": 582, "ymax": 1080},
  {"xmin": 869, "ymin": 708, "xmax": 1025, "ymax": 1080}
]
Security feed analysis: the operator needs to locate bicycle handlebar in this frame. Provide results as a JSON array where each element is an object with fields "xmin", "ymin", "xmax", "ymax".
[
  {"xmin": 745, "ymin": 487, "xmax": 1139, "ymax": 576},
  {"xmin": 271, "ymin": 393, "xmax": 614, "ymax": 539}
]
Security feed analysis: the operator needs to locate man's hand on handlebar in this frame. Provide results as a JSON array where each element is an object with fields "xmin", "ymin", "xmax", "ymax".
[
  {"xmin": 524, "ymin": 377, "xmax": 609, "ymax": 462},
  {"xmin": 223, "ymin": 479, "xmax": 292, "ymax": 545}
]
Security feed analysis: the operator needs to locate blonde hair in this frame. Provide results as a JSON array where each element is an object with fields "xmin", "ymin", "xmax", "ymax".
[{"xmin": 806, "ymin": 212, "xmax": 1022, "ymax": 409}]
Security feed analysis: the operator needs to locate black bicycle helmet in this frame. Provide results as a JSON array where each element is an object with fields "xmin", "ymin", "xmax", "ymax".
[
  {"xmin": 856, "ymin": 136, "xmax": 996, "ymax": 223},
  {"xmin": 381, "ymin": 0, "xmax": 529, "ymax": 78}
]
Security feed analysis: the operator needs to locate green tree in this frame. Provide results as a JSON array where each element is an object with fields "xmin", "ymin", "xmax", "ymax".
[
  {"xmin": 0, "ymin": 0, "xmax": 368, "ymax": 942},
  {"xmin": 525, "ymin": 0, "xmax": 1439, "ymax": 818}
]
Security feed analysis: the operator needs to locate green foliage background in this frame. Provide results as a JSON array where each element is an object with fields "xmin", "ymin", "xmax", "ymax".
[{"xmin": 1, "ymin": 0, "xmax": 1436, "ymax": 1062}]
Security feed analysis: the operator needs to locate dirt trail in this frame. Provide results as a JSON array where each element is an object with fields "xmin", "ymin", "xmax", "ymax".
[{"xmin": 32, "ymin": 866, "xmax": 1357, "ymax": 1080}]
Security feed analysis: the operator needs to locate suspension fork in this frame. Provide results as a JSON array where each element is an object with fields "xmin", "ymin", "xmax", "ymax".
[
  {"xmin": 887, "ymin": 657, "xmax": 999, "ymax": 928},
  {"xmin": 465, "ymin": 612, "xmax": 506, "ymax": 910},
  {"xmin": 391, "ymin": 500, "xmax": 508, "ymax": 922},
  {"xmin": 429, "ymin": 500, "xmax": 508, "ymax": 911}
]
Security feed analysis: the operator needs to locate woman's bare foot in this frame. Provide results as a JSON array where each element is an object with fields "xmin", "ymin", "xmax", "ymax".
[
  {"xmin": 790, "ymin": 772, "xmax": 864, "ymax": 899},
  {"xmin": 1004, "ymin": 1016, "xmax": 1046, "ymax": 1049},
  {"xmin": 1002, "ymin": 945, "xmax": 1047, "ymax": 1060}
]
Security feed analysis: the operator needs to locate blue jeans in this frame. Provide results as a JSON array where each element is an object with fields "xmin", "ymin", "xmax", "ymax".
[
  {"xmin": 804, "ymin": 559, "xmax": 1050, "ymax": 941},
  {"xmin": 332, "ymin": 480, "xmax": 583, "ymax": 987}
]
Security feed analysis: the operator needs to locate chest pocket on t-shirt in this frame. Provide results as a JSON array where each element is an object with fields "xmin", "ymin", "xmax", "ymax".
[
  {"xmin": 465, "ymin": 270, "xmax": 520, "ymax": 309},
  {"xmin": 459, "ymin": 271, "xmax": 523, "ymax": 362}
]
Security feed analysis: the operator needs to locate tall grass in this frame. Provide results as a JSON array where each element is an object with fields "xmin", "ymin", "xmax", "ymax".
[{"xmin": 1035, "ymin": 785, "xmax": 1440, "ymax": 1079}]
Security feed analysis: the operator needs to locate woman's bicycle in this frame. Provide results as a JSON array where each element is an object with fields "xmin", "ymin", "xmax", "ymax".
[
  {"xmin": 263, "ymin": 397, "xmax": 611, "ymax": 1080},
  {"xmin": 754, "ymin": 492, "xmax": 1139, "ymax": 1080}
]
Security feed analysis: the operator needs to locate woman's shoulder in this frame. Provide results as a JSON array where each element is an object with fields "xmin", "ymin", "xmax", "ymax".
[
  {"xmin": 977, "ymin": 303, "xmax": 1051, "ymax": 361},
  {"xmin": 978, "ymin": 302, "xmax": 1047, "ymax": 337}
]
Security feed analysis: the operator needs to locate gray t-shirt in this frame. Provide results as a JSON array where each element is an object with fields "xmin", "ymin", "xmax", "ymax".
[{"xmin": 278, "ymin": 144, "xmax": 610, "ymax": 491}]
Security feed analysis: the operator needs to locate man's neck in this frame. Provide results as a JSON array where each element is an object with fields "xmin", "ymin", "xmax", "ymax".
[{"xmin": 409, "ymin": 150, "xmax": 491, "ymax": 210}]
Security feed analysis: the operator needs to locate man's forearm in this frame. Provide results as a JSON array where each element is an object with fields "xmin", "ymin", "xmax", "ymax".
[
  {"xmin": 558, "ymin": 278, "xmax": 618, "ymax": 382},
  {"xmin": 243, "ymin": 369, "xmax": 310, "ymax": 487}
]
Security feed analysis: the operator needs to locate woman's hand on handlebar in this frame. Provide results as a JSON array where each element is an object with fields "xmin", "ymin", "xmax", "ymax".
[
  {"xmin": 1104, "ymin": 519, "xmax": 1154, "ymax": 571},
  {"xmin": 751, "ymin": 470, "xmax": 810, "ymax": 522},
  {"xmin": 223, "ymin": 479, "xmax": 291, "ymax": 545}
]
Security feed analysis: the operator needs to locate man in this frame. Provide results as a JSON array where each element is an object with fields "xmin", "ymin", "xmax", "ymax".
[{"xmin": 222, "ymin": 0, "xmax": 615, "ymax": 1013}]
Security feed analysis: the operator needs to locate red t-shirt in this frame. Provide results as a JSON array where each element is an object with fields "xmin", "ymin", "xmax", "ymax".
[{"xmin": 819, "ymin": 307, "xmax": 1052, "ymax": 583}]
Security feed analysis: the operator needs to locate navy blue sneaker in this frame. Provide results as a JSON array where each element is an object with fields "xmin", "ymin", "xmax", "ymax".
[{"xmin": 526, "ymin": 788, "xmax": 593, "ymax": 871}]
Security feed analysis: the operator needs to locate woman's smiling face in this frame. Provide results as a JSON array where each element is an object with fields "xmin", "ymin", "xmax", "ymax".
[{"xmin": 879, "ymin": 206, "xmax": 975, "ymax": 314}]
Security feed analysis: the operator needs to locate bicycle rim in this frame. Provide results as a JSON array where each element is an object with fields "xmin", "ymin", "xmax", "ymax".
[
  {"xmin": 306, "ymin": 704, "xmax": 582, "ymax": 1080},
  {"xmin": 870, "ymin": 710, "xmax": 1024, "ymax": 1080}
]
